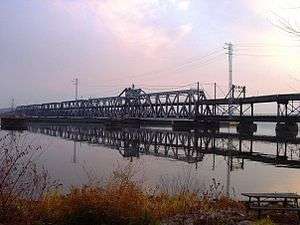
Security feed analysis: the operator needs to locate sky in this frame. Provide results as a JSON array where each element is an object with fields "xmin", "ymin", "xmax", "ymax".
[{"xmin": 1, "ymin": 0, "xmax": 300, "ymax": 108}]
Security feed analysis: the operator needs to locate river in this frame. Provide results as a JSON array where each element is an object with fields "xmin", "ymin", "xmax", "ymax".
[{"xmin": 1, "ymin": 122, "xmax": 300, "ymax": 198}]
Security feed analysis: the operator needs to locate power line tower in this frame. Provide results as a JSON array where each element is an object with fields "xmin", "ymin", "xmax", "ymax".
[
  {"xmin": 72, "ymin": 78, "xmax": 79, "ymax": 100},
  {"xmin": 224, "ymin": 42, "xmax": 234, "ymax": 197}
]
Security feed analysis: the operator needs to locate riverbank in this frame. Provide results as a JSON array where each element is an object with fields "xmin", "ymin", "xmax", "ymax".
[
  {"xmin": 0, "ymin": 175, "xmax": 271, "ymax": 225},
  {"xmin": 1, "ymin": 164, "xmax": 293, "ymax": 225},
  {"xmin": 0, "ymin": 133, "xmax": 297, "ymax": 225}
]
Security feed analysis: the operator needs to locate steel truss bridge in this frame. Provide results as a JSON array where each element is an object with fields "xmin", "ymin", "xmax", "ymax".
[
  {"xmin": 27, "ymin": 123, "xmax": 300, "ymax": 169},
  {"xmin": 15, "ymin": 88, "xmax": 205, "ymax": 119},
  {"xmin": 14, "ymin": 86, "xmax": 300, "ymax": 123}
]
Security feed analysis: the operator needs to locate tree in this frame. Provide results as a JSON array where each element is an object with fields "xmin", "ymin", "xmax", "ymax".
[
  {"xmin": 271, "ymin": 3, "xmax": 300, "ymax": 37},
  {"xmin": 273, "ymin": 12, "xmax": 300, "ymax": 37}
]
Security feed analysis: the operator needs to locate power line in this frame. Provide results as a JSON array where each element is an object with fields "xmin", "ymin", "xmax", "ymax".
[
  {"xmin": 235, "ymin": 43, "xmax": 300, "ymax": 48},
  {"xmin": 101, "ymin": 47, "xmax": 224, "ymax": 83},
  {"xmin": 234, "ymin": 53, "xmax": 291, "ymax": 57},
  {"xmin": 136, "ymin": 82, "xmax": 197, "ymax": 89},
  {"xmin": 169, "ymin": 53, "xmax": 224, "ymax": 75},
  {"xmin": 81, "ymin": 84, "xmax": 129, "ymax": 88},
  {"xmin": 79, "ymin": 50, "xmax": 225, "ymax": 92},
  {"xmin": 132, "ymin": 49, "xmax": 224, "ymax": 80}
]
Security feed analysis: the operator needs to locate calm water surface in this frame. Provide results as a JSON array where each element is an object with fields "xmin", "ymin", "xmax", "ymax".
[{"xmin": 1, "ymin": 122, "xmax": 300, "ymax": 198}]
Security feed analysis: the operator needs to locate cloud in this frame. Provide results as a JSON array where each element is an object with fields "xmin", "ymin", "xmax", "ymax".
[
  {"xmin": 177, "ymin": 0, "xmax": 191, "ymax": 11},
  {"xmin": 178, "ymin": 23, "xmax": 193, "ymax": 38},
  {"xmin": 52, "ymin": 0, "xmax": 193, "ymax": 56}
]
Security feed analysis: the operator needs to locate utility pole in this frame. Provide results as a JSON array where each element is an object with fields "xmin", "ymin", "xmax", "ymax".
[
  {"xmin": 224, "ymin": 43, "xmax": 233, "ymax": 198},
  {"xmin": 213, "ymin": 83, "xmax": 217, "ymax": 115},
  {"xmin": 224, "ymin": 42, "xmax": 233, "ymax": 96},
  {"xmin": 11, "ymin": 98, "xmax": 15, "ymax": 112},
  {"xmin": 197, "ymin": 81, "xmax": 200, "ymax": 99},
  {"xmin": 73, "ymin": 78, "xmax": 79, "ymax": 100},
  {"xmin": 196, "ymin": 81, "xmax": 200, "ymax": 117},
  {"xmin": 72, "ymin": 141, "xmax": 77, "ymax": 163}
]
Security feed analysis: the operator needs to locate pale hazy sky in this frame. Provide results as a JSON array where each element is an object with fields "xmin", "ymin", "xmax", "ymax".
[{"xmin": 1, "ymin": 0, "xmax": 300, "ymax": 108}]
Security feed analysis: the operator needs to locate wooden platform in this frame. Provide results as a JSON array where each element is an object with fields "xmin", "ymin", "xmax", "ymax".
[{"xmin": 242, "ymin": 192, "xmax": 300, "ymax": 220}]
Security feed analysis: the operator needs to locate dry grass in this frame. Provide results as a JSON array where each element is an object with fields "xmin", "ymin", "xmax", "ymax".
[
  {"xmin": 0, "ymin": 134, "xmax": 278, "ymax": 225},
  {"xmin": 0, "ymin": 166, "xmax": 246, "ymax": 225}
]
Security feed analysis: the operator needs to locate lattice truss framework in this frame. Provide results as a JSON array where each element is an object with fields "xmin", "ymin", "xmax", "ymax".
[
  {"xmin": 28, "ymin": 124, "xmax": 211, "ymax": 163},
  {"xmin": 277, "ymin": 100, "xmax": 300, "ymax": 117},
  {"xmin": 27, "ymin": 124, "xmax": 300, "ymax": 165},
  {"xmin": 199, "ymin": 85, "xmax": 248, "ymax": 116},
  {"xmin": 16, "ymin": 88, "xmax": 206, "ymax": 119}
]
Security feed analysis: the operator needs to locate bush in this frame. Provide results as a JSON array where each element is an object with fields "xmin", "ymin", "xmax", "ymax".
[{"xmin": 0, "ymin": 135, "xmax": 246, "ymax": 225}]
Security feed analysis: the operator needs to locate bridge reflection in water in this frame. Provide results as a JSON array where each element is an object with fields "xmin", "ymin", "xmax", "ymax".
[{"xmin": 27, "ymin": 123, "xmax": 300, "ymax": 170}]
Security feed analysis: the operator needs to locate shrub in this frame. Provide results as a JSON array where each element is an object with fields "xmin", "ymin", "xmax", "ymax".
[{"xmin": 0, "ymin": 135, "xmax": 247, "ymax": 225}]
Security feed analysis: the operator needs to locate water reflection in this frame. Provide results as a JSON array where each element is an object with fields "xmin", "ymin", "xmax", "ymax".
[
  {"xmin": 2, "ymin": 123, "xmax": 300, "ymax": 197},
  {"xmin": 73, "ymin": 142, "xmax": 77, "ymax": 164},
  {"xmin": 27, "ymin": 123, "xmax": 300, "ymax": 169}
]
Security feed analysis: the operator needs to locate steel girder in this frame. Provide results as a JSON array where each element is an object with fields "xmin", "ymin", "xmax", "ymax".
[{"xmin": 15, "ymin": 88, "xmax": 206, "ymax": 119}]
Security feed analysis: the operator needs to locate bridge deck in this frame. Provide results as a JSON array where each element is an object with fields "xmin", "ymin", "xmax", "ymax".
[
  {"xmin": 8, "ymin": 88, "xmax": 300, "ymax": 123},
  {"xmin": 202, "ymin": 93, "xmax": 300, "ymax": 105}
]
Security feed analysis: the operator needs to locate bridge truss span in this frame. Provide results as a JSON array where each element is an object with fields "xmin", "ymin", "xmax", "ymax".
[
  {"xmin": 15, "ymin": 88, "xmax": 206, "ymax": 119},
  {"xmin": 12, "ymin": 85, "xmax": 300, "ymax": 127}
]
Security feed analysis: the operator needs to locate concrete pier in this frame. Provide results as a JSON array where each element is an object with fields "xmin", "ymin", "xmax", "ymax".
[
  {"xmin": 0, "ymin": 117, "xmax": 27, "ymax": 130},
  {"xmin": 237, "ymin": 122, "xmax": 257, "ymax": 135},
  {"xmin": 172, "ymin": 120, "xmax": 195, "ymax": 131}
]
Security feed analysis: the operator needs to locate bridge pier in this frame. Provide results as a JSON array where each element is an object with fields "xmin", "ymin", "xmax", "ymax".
[
  {"xmin": 172, "ymin": 120, "xmax": 220, "ymax": 132},
  {"xmin": 172, "ymin": 121, "xmax": 195, "ymax": 131},
  {"xmin": 123, "ymin": 140, "xmax": 140, "ymax": 158},
  {"xmin": 276, "ymin": 122, "xmax": 298, "ymax": 138},
  {"xmin": 236, "ymin": 121, "xmax": 257, "ymax": 135},
  {"xmin": 0, "ymin": 117, "xmax": 27, "ymax": 130},
  {"xmin": 104, "ymin": 118, "xmax": 141, "ymax": 129},
  {"xmin": 195, "ymin": 120, "xmax": 219, "ymax": 133}
]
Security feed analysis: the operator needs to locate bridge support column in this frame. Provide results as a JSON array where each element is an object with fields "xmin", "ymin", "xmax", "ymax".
[
  {"xmin": 172, "ymin": 121, "xmax": 196, "ymax": 131},
  {"xmin": 195, "ymin": 120, "xmax": 220, "ymax": 133},
  {"xmin": 104, "ymin": 118, "xmax": 141, "ymax": 129},
  {"xmin": 0, "ymin": 117, "xmax": 27, "ymax": 130},
  {"xmin": 276, "ymin": 122, "xmax": 298, "ymax": 138},
  {"xmin": 237, "ymin": 121, "xmax": 257, "ymax": 135}
]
